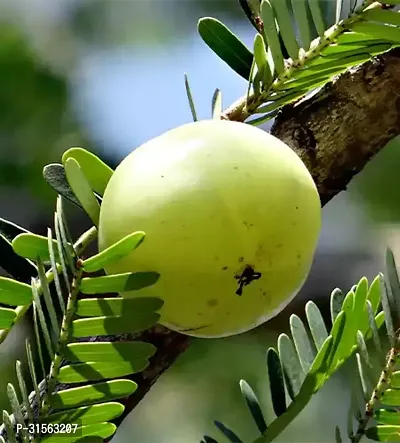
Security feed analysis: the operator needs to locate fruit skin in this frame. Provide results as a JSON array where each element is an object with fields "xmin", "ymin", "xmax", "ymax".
[{"xmin": 98, "ymin": 120, "xmax": 321, "ymax": 338}]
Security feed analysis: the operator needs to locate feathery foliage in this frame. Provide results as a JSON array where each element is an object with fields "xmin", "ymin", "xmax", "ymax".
[
  {"xmin": 0, "ymin": 148, "xmax": 163, "ymax": 442},
  {"xmin": 194, "ymin": 0, "xmax": 400, "ymax": 123}
]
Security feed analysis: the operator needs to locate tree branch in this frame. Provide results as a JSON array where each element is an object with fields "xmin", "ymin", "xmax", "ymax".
[{"xmin": 113, "ymin": 48, "xmax": 400, "ymax": 427}]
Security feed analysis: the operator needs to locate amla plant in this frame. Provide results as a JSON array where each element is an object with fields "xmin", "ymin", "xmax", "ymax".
[{"xmin": 98, "ymin": 120, "xmax": 321, "ymax": 338}]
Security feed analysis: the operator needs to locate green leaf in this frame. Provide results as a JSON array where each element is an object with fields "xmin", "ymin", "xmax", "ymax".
[
  {"xmin": 80, "ymin": 272, "xmax": 160, "ymax": 294},
  {"xmin": 361, "ymin": 9, "xmax": 400, "ymax": 27},
  {"xmin": 330, "ymin": 288, "xmax": 344, "ymax": 324},
  {"xmin": 58, "ymin": 360, "xmax": 149, "ymax": 383},
  {"xmin": 48, "ymin": 227, "xmax": 65, "ymax": 313},
  {"xmin": 277, "ymin": 333, "xmax": 303, "ymax": 400},
  {"xmin": 214, "ymin": 421, "xmax": 243, "ymax": 443},
  {"xmin": 12, "ymin": 233, "xmax": 62, "ymax": 262},
  {"xmin": 43, "ymin": 163, "xmax": 82, "ymax": 208},
  {"xmin": 7, "ymin": 383, "xmax": 28, "ymax": 441},
  {"xmin": 40, "ymin": 422, "xmax": 117, "ymax": 442},
  {"xmin": 63, "ymin": 341, "xmax": 157, "ymax": 363},
  {"xmin": 62, "ymin": 147, "xmax": 113, "ymax": 196},
  {"xmin": 82, "ymin": 232, "xmax": 145, "ymax": 273},
  {"xmin": 37, "ymin": 258, "xmax": 59, "ymax": 340},
  {"xmin": 0, "ymin": 234, "xmax": 37, "ymax": 284},
  {"xmin": 267, "ymin": 347, "xmax": 286, "ymax": 416},
  {"xmin": 368, "ymin": 275, "xmax": 381, "ymax": 315},
  {"xmin": 379, "ymin": 389, "xmax": 400, "ymax": 406},
  {"xmin": 211, "ymin": 88, "xmax": 222, "ymax": 119},
  {"xmin": 64, "ymin": 158, "xmax": 100, "ymax": 226},
  {"xmin": 380, "ymin": 273, "xmax": 395, "ymax": 348},
  {"xmin": 386, "ymin": 248, "xmax": 400, "ymax": 324},
  {"xmin": 70, "ymin": 312, "xmax": 160, "ymax": 338},
  {"xmin": 335, "ymin": 32, "xmax": 388, "ymax": 45},
  {"xmin": 349, "ymin": 22, "xmax": 400, "ymax": 44},
  {"xmin": 32, "ymin": 279, "xmax": 54, "ymax": 360},
  {"xmin": 46, "ymin": 402, "xmax": 125, "ymax": 425},
  {"xmin": 366, "ymin": 301, "xmax": 382, "ymax": 356},
  {"xmin": 291, "ymin": 0, "xmax": 312, "ymax": 50},
  {"xmin": 50, "ymin": 380, "xmax": 137, "ymax": 410},
  {"xmin": 0, "ymin": 277, "xmax": 32, "ymax": 306},
  {"xmin": 26, "ymin": 339, "xmax": 41, "ymax": 407},
  {"xmin": 374, "ymin": 409, "xmax": 400, "ymax": 425},
  {"xmin": 305, "ymin": 301, "xmax": 328, "ymax": 351},
  {"xmin": 197, "ymin": 17, "xmax": 253, "ymax": 80},
  {"xmin": 16, "ymin": 360, "xmax": 33, "ymax": 422},
  {"xmin": 365, "ymin": 425, "xmax": 400, "ymax": 442},
  {"xmin": 270, "ymin": 0, "xmax": 299, "ymax": 60},
  {"xmin": 308, "ymin": 0, "xmax": 325, "ymax": 37},
  {"xmin": 290, "ymin": 314, "xmax": 315, "ymax": 373},
  {"xmin": 253, "ymin": 33, "xmax": 273, "ymax": 88},
  {"xmin": 306, "ymin": 335, "xmax": 334, "ymax": 393},
  {"xmin": 0, "ymin": 308, "xmax": 16, "ymax": 328},
  {"xmin": 2, "ymin": 410, "xmax": 16, "ymax": 443},
  {"xmin": 239, "ymin": 379, "xmax": 267, "ymax": 434},
  {"xmin": 327, "ymin": 290, "xmax": 355, "ymax": 371},
  {"xmin": 184, "ymin": 73, "xmax": 198, "ymax": 122},
  {"xmin": 75, "ymin": 297, "xmax": 163, "ymax": 317},
  {"xmin": 260, "ymin": 0, "xmax": 284, "ymax": 74}
]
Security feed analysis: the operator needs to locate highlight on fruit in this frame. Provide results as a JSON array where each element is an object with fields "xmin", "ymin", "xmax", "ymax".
[{"xmin": 98, "ymin": 119, "xmax": 322, "ymax": 338}]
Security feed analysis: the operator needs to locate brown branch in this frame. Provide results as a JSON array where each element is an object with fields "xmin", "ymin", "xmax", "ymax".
[{"xmin": 113, "ymin": 48, "xmax": 400, "ymax": 427}]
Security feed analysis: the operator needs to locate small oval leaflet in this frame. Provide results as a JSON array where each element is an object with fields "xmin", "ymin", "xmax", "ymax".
[
  {"xmin": 12, "ymin": 233, "xmax": 63, "ymax": 262},
  {"xmin": 80, "ymin": 272, "xmax": 160, "ymax": 294},
  {"xmin": 81, "ymin": 231, "xmax": 146, "ymax": 273},
  {"xmin": 45, "ymin": 402, "xmax": 125, "ymax": 426},
  {"xmin": 0, "ymin": 277, "xmax": 32, "ymax": 306},
  {"xmin": 57, "ymin": 360, "xmax": 150, "ymax": 384},
  {"xmin": 63, "ymin": 341, "xmax": 157, "ymax": 363},
  {"xmin": 75, "ymin": 297, "xmax": 163, "ymax": 317},
  {"xmin": 49, "ymin": 380, "xmax": 137, "ymax": 410},
  {"xmin": 64, "ymin": 157, "xmax": 100, "ymax": 226},
  {"xmin": 62, "ymin": 147, "xmax": 114, "ymax": 197}
]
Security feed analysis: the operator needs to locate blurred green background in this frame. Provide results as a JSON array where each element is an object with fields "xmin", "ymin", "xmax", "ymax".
[{"xmin": 0, "ymin": 0, "xmax": 399, "ymax": 442}]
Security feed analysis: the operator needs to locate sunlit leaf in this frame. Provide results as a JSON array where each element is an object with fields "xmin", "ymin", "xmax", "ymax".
[
  {"xmin": 81, "ymin": 232, "xmax": 145, "ymax": 273},
  {"xmin": 365, "ymin": 425, "xmax": 400, "ymax": 442},
  {"xmin": 80, "ymin": 272, "xmax": 160, "ymax": 294},
  {"xmin": 0, "ymin": 277, "xmax": 32, "ymax": 306},
  {"xmin": 290, "ymin": 314, "xmax": 315, "ymax": 373},
  {"xmin": 62, "ymin": 147, "xmax": 113, "ymax": 196},
  {"xmin": 70, "ymin": 312, "xmax": 160, "ymax": 337},
  {"xmin": 260, "ymin": 0, "xmax": 284, "ymax": 74},
  {"xmin": 63, "ymin": 341, "xmax": 157, "ymax": 363},
  {"xmin": 50, "ymin": 380, "xmax": 137, "ymax": 410},
  {"xmin": 75, "ymin": 297, "xmax": 163, "ymax": 317},
  {"xmin": 58, "ymin": 360, "xmax": 149, "ymax": 383},
  {"xmin": 0, "ymin": 308, "xmax": 16, "ymax": 329},
  {"xmin": 64, "ymin": 158, "xmax": 100, "ymax": 226}
]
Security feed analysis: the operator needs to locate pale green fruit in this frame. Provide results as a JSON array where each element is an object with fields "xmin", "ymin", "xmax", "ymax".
[{"xmin": 98, "ymin": 120, "xmax": 321, "ymax": 338}]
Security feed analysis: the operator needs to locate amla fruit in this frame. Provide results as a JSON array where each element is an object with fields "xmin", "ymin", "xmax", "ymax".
[{"xmin": 98, "ymin": 120, "xmax": 321, "ymax": 338}]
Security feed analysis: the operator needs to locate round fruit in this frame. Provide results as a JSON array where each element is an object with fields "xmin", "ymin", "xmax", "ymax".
[{"xmin": 98, "ymin": 120, "xmax": 321, "ymax": 338}]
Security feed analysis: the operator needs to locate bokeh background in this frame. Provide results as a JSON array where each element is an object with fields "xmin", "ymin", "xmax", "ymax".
[{"xmin": 0, "ymin": 0, "xmax": 399, "ymax": 442}]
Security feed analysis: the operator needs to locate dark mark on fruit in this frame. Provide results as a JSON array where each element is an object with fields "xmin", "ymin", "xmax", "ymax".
[
  {"xmin": 234, "ymin": 266, "xmax": 262, "ymax": 296},
  {"xmin": 222, "ymin": 266, "xmax": 228, "ymax": 271},
  {"xmin": 207, "ymin": 298, "xmax": 218, "ymax": 307},
  {"xmin": 238, "ymin": 256, "xmax": 244, "ymax": 263},
  {"xmin": 177, "ymin": 324, "xmax": 210, "ymax": 332}
]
